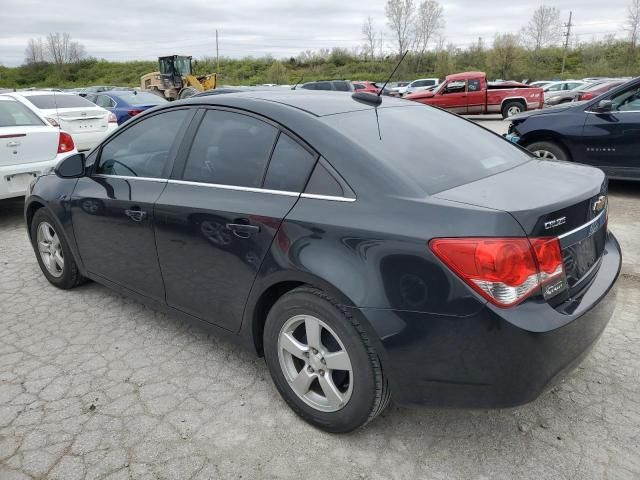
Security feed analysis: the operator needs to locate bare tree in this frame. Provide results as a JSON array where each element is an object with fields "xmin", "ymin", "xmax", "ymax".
[
  {"xmin": 489, "ymin": 33, "xmax": 522, "ymax": 80},
  {"xmin": 521, "ymin": 5, "xmax": 562, "ymax": 50},
  {"xmin": 414, "ymin": 1, "xmax": 445, "ymax": 56},
  {"xmin": 24, "ymin": 38, "xmax": 45, "ymax": 64},
  {"xmin": 627, "ymin": 0, "xmax": 640, "ymax": 48},
  {"xmin": 386, "ymin": 0, "xmax": 415, "ymax": 55},
  {"xmin": 45, "ymin": 32, "xmax": 85, "ymax": 65},
  {"xmin": 362, "ymin": 16, "xmax": 377, "ymax": 60}
]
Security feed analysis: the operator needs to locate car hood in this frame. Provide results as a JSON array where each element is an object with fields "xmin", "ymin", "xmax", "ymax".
[
  {"xmin": 405, "ymin": 91, "xmax": 435, "ymax": 100},
  {"xmin": 509, "ymin": 102, "xmax": 587, "ymax": 121}
]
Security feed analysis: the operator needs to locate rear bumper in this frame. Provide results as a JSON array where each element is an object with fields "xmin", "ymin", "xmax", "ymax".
[
  {"xmin": 71, "ymin": 125, "xmax": 117, "ymax": 151},
  {"xmin": 0, "ymin": 154, "xmax": 70, "ymax": 200},
  {"xmin": 357, "ymin": 232, "xmax": 621, "ymax": 408}
]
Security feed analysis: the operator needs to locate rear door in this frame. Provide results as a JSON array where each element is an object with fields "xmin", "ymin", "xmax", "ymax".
[
  {"xmin": 71, "ymin": 108, "xmax": 194, "ymax": 301},
  {"xmin": 581, "ymin": 83, "xmax": 640, "ymax": 177},
  {"xmin": 154, "ymin": 108, "xmax": 317, "ymax": 331}
]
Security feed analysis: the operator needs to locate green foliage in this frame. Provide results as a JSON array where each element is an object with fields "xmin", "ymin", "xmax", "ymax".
[{"xmin": 1, "ymin": 40, "xmax": 638, "ymax": 89}]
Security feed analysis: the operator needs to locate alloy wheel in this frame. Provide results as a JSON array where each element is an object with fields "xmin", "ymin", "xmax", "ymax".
[
  {"xmin": 532, "ymin": 149, "xmax": 558, "ymax": 160},
  {"xmin": 507, "ymin": 105, "xmax": 522, "ymax": 117},
  {"xmin": 277, "ymin": 314, "xmax": 353, "ymax": 412},
  {"xmin": 37, "ymin": 222, "xmax": 64, "ymax": 278}
]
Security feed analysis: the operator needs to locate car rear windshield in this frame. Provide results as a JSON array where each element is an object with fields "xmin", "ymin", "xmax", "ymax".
[
  {"xmin": 23, "ymin": 94, "xmax": 96, "ymax": 109},
  {"xmin": 327, "ymin": 105, "xmax": 531, "ymax": 195},
  {"xmin": 116, "ymin": 92, "xmax": 167, "ymax": 105},
  {"xmin": 0, "ymin": 98, "xmax": 45, "ymax": 127}
]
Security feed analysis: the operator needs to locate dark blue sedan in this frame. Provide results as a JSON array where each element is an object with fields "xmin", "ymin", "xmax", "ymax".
[
  {"xmin": 507, "ymin": 77, "xmax": 640, "ymax": 180},
  {"xmin": 85, "ymin": 90, "xmax": 167, "ymax": 125}
]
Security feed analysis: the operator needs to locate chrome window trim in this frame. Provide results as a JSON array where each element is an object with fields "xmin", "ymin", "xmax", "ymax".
[
  {"xmin": 93, "ymin": 174, "xmax": 167, "ymax": 183},
  {"xmin": 300, "ymin": 193, "xmax": 356, "ymax": 202},
  {"xmin": 167, "ymin": 179, "xmax": 300, "ymax": 197}
]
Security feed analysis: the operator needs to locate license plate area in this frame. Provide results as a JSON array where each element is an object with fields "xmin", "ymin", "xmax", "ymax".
[{"xmin": 4, "ymin": 172, "xmax": 38, "ymax": 194}]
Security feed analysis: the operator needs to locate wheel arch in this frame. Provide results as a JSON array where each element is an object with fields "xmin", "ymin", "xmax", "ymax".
[
  {"xmin": 501, "ymin": 96, "xmax": 527, "ymax": 110},
  {"xmin": 25, "ymin": 199, "xmax": 46, "ymax": 239},
  {"xmin": 520, "ymin": 131, "xmax": 574, "ymax": 161}
]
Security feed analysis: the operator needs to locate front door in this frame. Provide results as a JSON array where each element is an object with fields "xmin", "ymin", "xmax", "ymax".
[
  {"xmin": 431, "ymin": 81, "xmax": 468, "ymax": 113},
  {"xmin": 581, "ymin": 83, "xmax": 640, "ymax": 177},
  {"xmin": 71, "ymin": 108, "xmax": 193, "ymax": 301},
  {"xmin": 154, "ymin": 108, "xmax": 318, "ymax": 331}
]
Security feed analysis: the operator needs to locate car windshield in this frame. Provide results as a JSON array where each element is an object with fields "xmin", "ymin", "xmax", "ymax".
[
  {"xmin": 24, "ymin": 94, "xmax": 96, "ymax": 109},
  {"xmin": 0, "ymin": 98, "xmax": 44, "ymax": 127},
  {"xmin": 326, "ymin": 105, "xmax": 530, "ymax": 195},
  {"xmin": 116, "ymin": 92, "xmax": 167, "ymax": 105}
]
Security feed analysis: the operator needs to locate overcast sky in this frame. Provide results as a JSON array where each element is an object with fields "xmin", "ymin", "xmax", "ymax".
[{"xmin": 0, "ymin": 0, "xmax": 630, "ymax": 66}]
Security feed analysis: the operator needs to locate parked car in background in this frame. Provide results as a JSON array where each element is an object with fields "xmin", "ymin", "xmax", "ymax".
[
  {"xmin": 0, "ymin": 94, "xmax": 76, "ymax": 199},
  {"xmin": 406, "ymin": 71, "xmax": 544, "ymax": 118},
  {"xmin": 528, "ymin": 80, "xmax": 553, "ymax": 88},
  {"xmin": 25, "ymin": 90, "xmax": 620, "ymax": 433},
  {"xmin": 507, "ymin": 77, "xmax": 640, "ymax": 180},
  {"xmin": 575, "ymin": 80, "xmax": 627, "ymax": 101},
  {"xmin": 542, "ymin": 80, "xmax": 587, "ymax": 100},
  {"xmin": 84, "ymin": 90, "xmax": 168, "ymax": 125},
  {"xmin": 392, "ymin": 78, "xmax": 440, "ymax": 96},
  {"xmin": 544, "ymin": 79, "xmax": 624, "ymax": 107},
  {"xmin": 10, "ymin": 91, "xmax": 118, "ymax": 152},
  {"xmin": 299, "ymin": 80, "xmax": 354, "ymax": 92},
  {"xmin": 79, "ymin": 86, "xmax": 117, "ymax": 96},
  {"xmin": 352, "ymin": 81, "xmax": 393, "ymax": 96}
]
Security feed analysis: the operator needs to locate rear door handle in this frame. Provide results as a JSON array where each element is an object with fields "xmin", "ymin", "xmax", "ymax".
[
  {"xmin": 226, "ymin": 222, "xmax": 260, "ymax": 238},
  {"xmin": 125, "ymin": 208, "xmax": 147, "ymax": 222}
]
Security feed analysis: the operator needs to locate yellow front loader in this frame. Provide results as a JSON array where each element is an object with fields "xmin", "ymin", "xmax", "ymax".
[{"xmin": 140, "ymin": 55, "xmax": 217, "ymax": 101}]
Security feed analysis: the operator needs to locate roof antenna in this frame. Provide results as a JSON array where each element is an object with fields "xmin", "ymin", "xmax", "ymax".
[
  {"xmin": 352, "ymin": 51, "xmax": 408, "ymax": 106},
  {"xmin": 291, "ymin": 76, "xmax": 304, "ymax": 90}
]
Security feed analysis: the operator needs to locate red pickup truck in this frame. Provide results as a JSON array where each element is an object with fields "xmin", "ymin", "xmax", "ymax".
[{"xmin": 404, "ymin": 72, "xmax": 544, "ymax": 118}]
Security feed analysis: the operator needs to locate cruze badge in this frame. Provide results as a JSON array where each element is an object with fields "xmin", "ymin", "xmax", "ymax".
[
  {"xmin": 544, "ymin": 216, "xmax": 567, "ymax": 230},
  {"xmin": 593, "ymin": 195, "xmax": 607, "ymax": 213}
]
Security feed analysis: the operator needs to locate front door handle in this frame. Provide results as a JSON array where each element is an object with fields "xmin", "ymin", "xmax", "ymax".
[
  {"xmin": 226, "ymin": 222, "xmax": 260, "ymax": 238},
  {"xmin": 125, "ymin": 208, "xmax": 147, "ymax": 222}
]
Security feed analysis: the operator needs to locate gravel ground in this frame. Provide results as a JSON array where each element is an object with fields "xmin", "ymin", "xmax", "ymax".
[{"xmin": 0, "ymin": 117, "xmax": 639, "ymax": 479}]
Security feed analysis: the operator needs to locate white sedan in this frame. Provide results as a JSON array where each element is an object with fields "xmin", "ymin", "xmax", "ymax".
[
  {"xmin": 0, "ymin": 95, "xmax": 77, "ymax": 200},
  {"xmin": 8, "ymin": 91, "xmax": 117, "ymax": 152}
]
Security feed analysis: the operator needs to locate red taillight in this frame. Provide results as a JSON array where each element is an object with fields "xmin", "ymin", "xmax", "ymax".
[
  {"xmin": 128, "ymin": 109, "xmax": 143, "ymax": 117},
  {"xmin": 108, "ymin": 112, "xmax": 117, "ymax": 123},
  {"xmin": 429, "ymin": 237, "xmax": 565, "ymax": 307},
  {"xmin": 580, "ymin": 92, "xmax": 593, "ymax": 101},
  {"xmin": 57, "ymin": 131, "xmax": 74, "ymax": 154}
]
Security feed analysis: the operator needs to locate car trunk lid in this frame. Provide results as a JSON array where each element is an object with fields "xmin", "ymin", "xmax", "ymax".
[
  {"xmin": 44, "ymin": 108, "xmax": 109, "ymax": 134},
  {"xmin": 435, "ymin": 160, "xmax": 608, "ymax": 296}
]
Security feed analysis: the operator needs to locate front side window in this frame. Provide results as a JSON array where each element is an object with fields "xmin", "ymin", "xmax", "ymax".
[
  {"xmin": 182, "ymin": 110, "xmax": 278, "ymax": 188},
  {"xmin": 264, "ymin": 134, "xmax": 316, "ymax": 192},
  {"xmin": 611, "ymin": 86, "xmax": 640, "ymax": 112},
  {"xmin": 443, "ymin": 81, "xmax": 466, "ymax": 94},
  {"xmin": 96, "ymin": 109, "xmax": 189, "ymax": 178}
]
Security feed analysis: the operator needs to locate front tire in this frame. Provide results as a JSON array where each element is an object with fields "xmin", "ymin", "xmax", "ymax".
[
  {"xmin": 526, "ymin": 140, "xmax": 570, "ymax": 162},
  {"xmin": 263, "ymin": 287, "xmax": 390, "ymax": 433},
  {"xmin": 30, "ymin": 209, "xmax": 85, "ymax": 289}
]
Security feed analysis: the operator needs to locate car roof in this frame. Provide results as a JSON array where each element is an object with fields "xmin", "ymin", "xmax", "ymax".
[
  {"xmin": 11, "ymin": 91, "xmax": 76, "ymax": 97},
  {"xmin": 179, "ymin": 90, "xmax": 410, "ymax": 117},
  {"xmin": 446, "ymin": 71, "xmax": 484, "ymax": 81}
]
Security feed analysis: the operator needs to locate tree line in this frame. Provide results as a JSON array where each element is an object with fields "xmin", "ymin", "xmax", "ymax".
[{"xmin": 0, "ymin": 1, "xmax": 638, "ymax": 89}]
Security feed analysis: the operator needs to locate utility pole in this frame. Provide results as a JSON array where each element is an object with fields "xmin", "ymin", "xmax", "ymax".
[
  {"xmin": 560, "ymin": 11, "xmax": 573, "ymax": 75},
  {"xmin": 215, "ymin": 29, "xmax": 220, "ymax": 72}
]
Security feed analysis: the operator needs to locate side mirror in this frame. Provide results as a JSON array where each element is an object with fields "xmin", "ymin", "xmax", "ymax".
[
  {"xmin": 593, "ymin": 99, "xmax": 613, "ymax": 113},
  {"xmin": 55, "ymin": 153, "xmax": 86, "ymax": 178}
]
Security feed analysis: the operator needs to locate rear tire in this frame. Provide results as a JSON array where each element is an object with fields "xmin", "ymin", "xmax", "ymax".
[
  {"xmin": 263, "ymin": 286, "xmax": 390, "ymax": 433},
  {"xmin": 30, "ymin": 209, "xmax": 86, "ymax": 289},
  {"xmin": 526, "ymin": 140, "xmax": 570, "ymax": 162},
  {"xmin": 502, "ymin": 100, "xmax": 525, "ymax": 119}
]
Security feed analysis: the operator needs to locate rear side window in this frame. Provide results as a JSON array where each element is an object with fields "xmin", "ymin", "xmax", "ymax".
[
  {"xmin": 0, "ymin": 99, "xmax": 44, "ymax": 127},
  {"xmin": 326, "ymin": 106, "xmax": 530, "ymax": 195},
  {"xmin": 23, "ymin": 94, "xmax": 96, "ymax": 109},
  {"xmin": 333, "ymin": 81, "xmax": 350, "ymax": 92},
  {"xmin": 305, "ymin": 162, "xmax": 344, "ymax": 197},
  {"xmin": 468, "ymin": 79, "xmax": 481, "ymax": 91},
  {"xmin": 183, "ymin": 110, "xmax": 278, "ymax": 188},
  {"xmin": 263, "ymin": 134, "xmax": 316, "ymax": 192}
]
